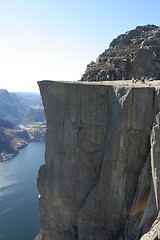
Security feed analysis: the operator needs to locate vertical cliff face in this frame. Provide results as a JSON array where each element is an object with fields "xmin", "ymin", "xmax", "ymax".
[{"xmin": 37, "ymin": 80, "xmax": 160, "ymax": 240}]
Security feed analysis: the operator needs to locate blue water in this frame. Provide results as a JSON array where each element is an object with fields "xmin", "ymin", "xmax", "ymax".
[
  {"xmin": 0, "ymin": 142, "xmax": 45, "ymax": 240},
  {"xmin": 17, "ymin": 124, "xmax": 26, "ymax": 129}
]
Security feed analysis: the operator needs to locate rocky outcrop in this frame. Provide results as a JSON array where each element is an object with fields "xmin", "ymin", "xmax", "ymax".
[
  {"xmin": 0, "ymin": 119, "xmax": 30, "ymax": 161},
  {"xmin": 23, "ymin": 104, "xmax": 46, "ymax": 124},
  {"xmin": 0, "ymin": 119, "xmax": 46, "ymax": 161},
  {"xmin": 37, "ymin": 80, "xmax": 160, "ymax": 240},
  {"xmin": 82, "ymin": 25, "xmax": 160, "ymax": 81},
  {"xmin": 26, "ymin": 122, "xmax": 46, "ymax": 142}
]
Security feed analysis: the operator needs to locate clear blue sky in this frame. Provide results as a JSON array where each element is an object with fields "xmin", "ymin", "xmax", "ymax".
[{"xmin": 0, "ymin": 0, "xmax": 160, "ymax": 92}]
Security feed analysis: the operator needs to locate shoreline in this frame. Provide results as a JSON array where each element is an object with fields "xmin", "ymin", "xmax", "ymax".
[
  {"xmin": 0, "ymin": 123, "xmax": 46, "ymax": 162},
  {"xmin": 0, "ymin": 141, "xmax": 29, "ymax": 162},
  {"xmin": 0, "ymin": 140, "xmax": 45, "ymax": 162}
]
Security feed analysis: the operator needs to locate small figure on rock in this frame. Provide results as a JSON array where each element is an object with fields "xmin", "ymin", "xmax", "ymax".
[
  {"xmin": 81, "ymin": 74, "xmax": 84, "ymax": 81},
  {"xmin": 88, "ymin": 74, "xmax": 90, "ymax": 80},
  {"xmin": 141, "ymin": 76, "xmax": 145, "ymax": 84},
  {"xmin": 107, "ymin": 74, "xmax": 110, "ymax": 80}
]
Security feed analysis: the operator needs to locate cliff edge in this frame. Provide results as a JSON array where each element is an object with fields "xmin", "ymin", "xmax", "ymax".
[{"xmin": 37, "ymin": 80, "xmax": 160, "ymax": 240}]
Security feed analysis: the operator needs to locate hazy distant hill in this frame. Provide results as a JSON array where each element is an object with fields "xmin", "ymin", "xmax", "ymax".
[
  {"xmin": 14, "ymin": 92, "xmax": 45, "ymax": 123},
  {"xmin": 13, "ymin": 92, "xmax": 42, "ymax": 107},
  {"xmin": 0, "ymin": 89, "xmax": 45, "ymax": 125},
  {"xmin": 0, "ymin": 89, "xmax": 29, "ymax": 124},
  {"xmin": 0, "ymin": 90, "xmax": 46, "ymax": 160},
  {"xmin": 23, "ymin": 104, "xmax": 45, "ymax": 123}
]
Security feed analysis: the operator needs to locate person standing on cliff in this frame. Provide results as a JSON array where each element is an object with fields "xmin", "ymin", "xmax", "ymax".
[
  {"xmin": 88, "ymin": 74, "xmax": 90, "ymax": 80},
  {"xmin": 141, "ymin": 76, "xmax": 145, "ymax": 84},
  {"xmin": 81, "ymin": 74, "xmax": 84, "ymax": 81},
  {"xmin": 107, "ymin": 74, "xmax": 110, "ymax": 80}
]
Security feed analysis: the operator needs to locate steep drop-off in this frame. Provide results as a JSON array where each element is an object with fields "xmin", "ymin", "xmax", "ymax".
[{"xmin": 37, "ymin": 80, "xmax": 160, "ymax": 240}]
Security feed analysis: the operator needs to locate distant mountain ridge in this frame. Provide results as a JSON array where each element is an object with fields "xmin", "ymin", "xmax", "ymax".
[
  {"xmin": 0, "ymin": 89, "xmax": 46, "ymax": 160},
  {"xmin": 13, "ymin": 92, "xmax": 42, "ymax": 107},
  {"xmin": 23, "ymin": 104, "xmax": 45, "ymax": 124},
  {"xmin": 0, "ymin": 89, "xmax": 28, "ymax": 124},
  {"xmin": 0, "ymin": 89, "xmax": 45, "ymax": 125}
]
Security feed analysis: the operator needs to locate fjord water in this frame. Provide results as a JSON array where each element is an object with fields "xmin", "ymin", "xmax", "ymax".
[{"xmin": 0, "ymin": 142, "xmax": 45, "ymax": 240}]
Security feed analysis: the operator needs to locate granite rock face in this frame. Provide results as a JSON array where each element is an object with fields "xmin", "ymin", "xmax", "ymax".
[
  {"xmin": 37, "ymin": 80, "xmax": 160, "ymax": 240},
  {"xmin": 82, "ymin": 25, "xmax": 160, "ymax": 81}
]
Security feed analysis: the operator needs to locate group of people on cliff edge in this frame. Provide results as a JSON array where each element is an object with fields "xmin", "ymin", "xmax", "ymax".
[{"xmin": 131, "ymin": 76, "xmax": 156, "ymax": 84}]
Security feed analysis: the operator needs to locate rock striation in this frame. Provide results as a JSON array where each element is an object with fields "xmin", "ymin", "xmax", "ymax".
[
  {"xmin": 37, "ymin": 80, "xmax": 160, "ymax": 240},
  {"xmin": 82, "ymin": 24, "xmax": 160, "ymax": 81}
]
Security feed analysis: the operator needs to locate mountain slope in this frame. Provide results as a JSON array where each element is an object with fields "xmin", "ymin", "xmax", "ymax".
[
  {"xmin": 0, "ymin": 89, "xmax": 46, "ymax": 125},
  {"xmin": 23, "ymin": 104, "xmax": 45, "ymax": 123},
  {"xmin": 13, "ymin": 92, "xmax": 42, "ymax": 107},
  {"xmin": 0, "ymin": 89, "xmax": 29, "ymax": 124},
  {"xmin": 0, "ymin": 119, "xmax": 30, "ymax": 161},
  {"xmin": 82, "ymin": 24, "xmax": 160, "ymax": 81}
]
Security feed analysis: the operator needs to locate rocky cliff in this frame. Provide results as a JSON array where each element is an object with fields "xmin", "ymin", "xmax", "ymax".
[
  {"xmin": 0, "ymin": 119, "xmax": 30, "ymax": 161},
  {"xmin": 82, "ymin": 24, "xmax": 160, "ymax": 81},
  {"xmin": 37, "ymin": 80, "xmax": 160, "ymax": 240},
  {"xmin": 0, "ymin": 119, "xmax": 46, "ymax": 161}
]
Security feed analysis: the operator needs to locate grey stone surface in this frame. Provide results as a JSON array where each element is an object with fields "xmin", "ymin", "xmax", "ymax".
[
  {"xmin": 37, "ymin": 80, "xmax": 160, "ymax": 240},
  {"xmin": 82, "ymin": 25, "xmax": 160, "ymax": 81},
  {"xmin": 151, "ymin": 113, "xmax": 160, "ymax": 211},
  {"xmin": 140, "ymin": 113, "xmax": 160, "ymax": 240}
]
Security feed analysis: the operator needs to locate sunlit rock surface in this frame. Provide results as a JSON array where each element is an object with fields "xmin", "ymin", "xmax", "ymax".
[
  {"xmin": 37, "ymin": 80, "xmax": 160, "ymax": 240},
  {"xmin": 83, "ymin": 25, "xmax": 160, "ymax": 81}
]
